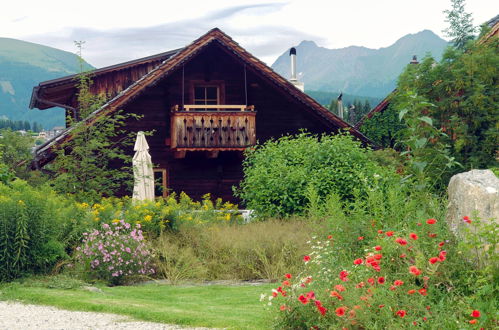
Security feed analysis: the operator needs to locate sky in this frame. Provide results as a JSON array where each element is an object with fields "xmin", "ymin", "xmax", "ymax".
[{"xmin": 1, "ymin": 0, "xmax": 497, "ymax": 68}]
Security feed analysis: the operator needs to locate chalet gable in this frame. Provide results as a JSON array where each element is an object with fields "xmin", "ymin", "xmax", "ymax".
[{"xmin": 31, "ymin": 28, "xmax": 374, "ymax": 169}]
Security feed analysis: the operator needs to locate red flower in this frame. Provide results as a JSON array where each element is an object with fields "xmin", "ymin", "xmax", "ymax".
[
  {"xmin": 279, "ymin": 304, "xmax": 287, "ymax": 311},
  {"xmin": 394, "ymin": 280, "xmax": 404, "ymax": 286},
  {"xmin": 419, "ymin": 288, "xmax": 427, "ymax": 296},
  {"xmin": 356, "ymin": 282, "xmax": 365, "ymax": 288},
  {"xmin": 389, "ymin": 285, "xmax": 396, "ymax": 291},
  {"xmin": 386, "ymin": 231, "xmax": 394, "ymax": 237},
  {"xmin": 318, "ymin": 305, "xmax": 327, "ymax": 316},
  {"xmin": 303, "ymin": 255, "xmax": 311, "ymax": 262},
  {"xmin": 429, "ymin": 257, "xmax": 439, "ymax": 264},
  {"xmin": 358, "ymin": 236, "xmax": 364, "ymax": 240},
  {"xmin": 377, "ymin": 230, "xmax": 383, "ymax": 234},
  {"xmin": 327, "ymin": 235, "xmax": 333, "ymax": 239},
  {"xmin": 335, "ymin": 284, "xmax": 346, "ymax": 292},
  {"xmin": 379, "ymin": 304, "xmax": 385, "ymax": 308},
  {"xmin": 284, "ymin": 273, "xmax": 292, "ymax": 279},
  {"xmin": 367, "ymin": 278, "xmax": 375, "ymax": 285},
  {"xmin": 305, "ymin": 276, "xmax": 312, "ymax": 283},
  {"xmin": 315, "ymin": 300, "xmax": 322, "ymax": 307},
  {"xmin": 439, "ymin": 250, "xmax": 447, "ymax": 261},
  {"xmin": 428, "ymin": 233, "xmax": 437, "ymax": 238},
  {"xmin": 353, "ymin": 258, "xmax": 363, "ymax": 265},
  {"xmin": 408, "ymin": 289, "xmax": 416, "ymax": 294},
  {"xmin": 395, "ymin": 237, "xmax": 408, "ymax": 245},
  {"xmin": 409, "ymin": 266, "xmax": 421, "ymax": 276},
  {"xmin": 272, "ymin": 291, "xmax": 278, "ymax": 297},
  {"xmin": 378, "ymin": 277, "xmax": 385, "ymax": 284},
  {"xmin": 463, "ymin": 216, "xmax": 472, "ymax": 224},
  {"xmin": 298, "ymin": 295, "xmax": 309, "ymax": 304},
  {"xmin": 409, "ymin": 233, "xmax": 418, "ymax": 240},
  {"xmin": 330, "ymin": 291, "xmax": 343, "ymax": 300},
  {"xmin": 375, "ymin": 245, "xmax": 382, "ymax": 251},
  {"xmin": 396, "ymin": 310, "xmax": 407, "ymax": 318},
  {"xmin": 335, "ymin": 307, "xmax": 346, "ymax": 317},
  {"xmin": 426, "ymin": 218, "xmax": 437, "ymax": 224},
  {"xmin": 400, "ymin": 253, "xmax": 407, "ymax": 258},
  {"xmin": 306, "ymin": 291, "xmax": 316, "ymax": 300},
  {"xmin": 469, "ymin": 319, "xmax": 477, "ymax": 324},
  {"xmin": 438, "ymin": 241, "xmax": 445, "ymax": 247},
  {"xmin": 374, "ymin": 254, "xmax": 382, "ymax": 260},
  {"xmin": 339, "ymin": 270, "xmax": 349, "ymax": 282},
  {"xmin": 471, "ymin": 310, "xmax": 481, "ymax": 318}
]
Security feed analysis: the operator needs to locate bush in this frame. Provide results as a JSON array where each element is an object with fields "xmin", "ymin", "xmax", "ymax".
[
  {"xmin": 75, "ymin": 220, "xmax": 155, "ymax": 285},
  {"xmin": 0, "ymin": 180, "xmax": 90, "ymax": 281},
  {"xmin": 79, "ymin": 193, "xmax": 242, "ymax": 237},
  {"xmin": 236, "ymin": 132, "xmax": 398, "ymax": 217}
]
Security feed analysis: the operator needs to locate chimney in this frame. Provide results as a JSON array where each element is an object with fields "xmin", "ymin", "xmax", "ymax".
[
  {"xmin": 410, "ymin": 55, "xmax": 419, "ymax": 64},
  {"xmin": 289, "ymin": 47, "xmax": 304, "ymax": 91}
]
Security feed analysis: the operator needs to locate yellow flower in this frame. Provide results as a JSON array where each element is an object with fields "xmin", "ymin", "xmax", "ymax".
[
  {"xmin": 18, "ymin": 200, "xmax": 25, "ymax": 206},
  {"xmin": 225, "ymin": 213, "xmax": 231, "ymax": 221},
  {"xmin": 92, "ymin": 203, "xmax": 101, "ymax": 210},
  {"xmin": 144, "ymin": 215, "xmax": 153, "ymax": 222},
  {"xmin": 155, "ymin": 202, "xmax": 161, "ymax": 207},
  {"xmin": 81, "ymin": 202, "xmax": 89, "ymax": 208},
  {"xmin": 112, "ymin": 219, "xmax": 120, "ymax": 223}
]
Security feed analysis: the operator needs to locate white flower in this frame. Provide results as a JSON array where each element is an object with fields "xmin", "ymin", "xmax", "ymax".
[{"xmin": 260, "ymin": 293, "xmax": 266, "ymax": 301}]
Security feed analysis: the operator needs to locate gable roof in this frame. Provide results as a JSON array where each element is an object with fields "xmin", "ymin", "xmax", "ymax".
[
  {"xmin": 32, "ymin": 28, "xmax": 375, "ymax": 167},
  {"xmin": 30, "ymin": 48, "xmax": 182, "ymax": 110}
]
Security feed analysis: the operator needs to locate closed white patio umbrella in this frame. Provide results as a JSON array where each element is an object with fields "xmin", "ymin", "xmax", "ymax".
[{"xmin": 132, "ymin": 131, "xmax": 155, "ymax": 201}]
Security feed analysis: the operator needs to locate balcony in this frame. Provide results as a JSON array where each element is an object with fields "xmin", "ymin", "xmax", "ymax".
[{"xmin": 171, "ymin": 105, "xmax": 256, "ymax": 151}]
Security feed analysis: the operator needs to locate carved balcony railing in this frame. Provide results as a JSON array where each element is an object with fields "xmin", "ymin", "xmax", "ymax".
[{"xmin": 170, "ymin": 105, "xmax": 256, "ymax": 150}]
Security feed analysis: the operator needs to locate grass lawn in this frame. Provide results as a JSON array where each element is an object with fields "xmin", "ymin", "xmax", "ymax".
[{"xmin": 0, "ymin": 277, "xmax": 275, "ymax": 329}]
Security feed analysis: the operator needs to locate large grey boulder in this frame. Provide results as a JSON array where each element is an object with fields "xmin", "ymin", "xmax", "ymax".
[
  {"xmin": 447, "ymin": 170, "xmax": 499, "ymax": 232},
  {"xmin": 446, "ymin": 170, "xmax": 498, "ymax": 267}
]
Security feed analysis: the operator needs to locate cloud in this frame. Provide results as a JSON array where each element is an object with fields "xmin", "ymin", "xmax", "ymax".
[{"xmin": 24, "ymin": 2, "xmax": 322, "ymax": 67}]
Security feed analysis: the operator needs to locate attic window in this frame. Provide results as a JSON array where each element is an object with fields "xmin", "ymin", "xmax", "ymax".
[{"xmin": 194, "ymin": 85, "xmax": 219, "ymax": 105}]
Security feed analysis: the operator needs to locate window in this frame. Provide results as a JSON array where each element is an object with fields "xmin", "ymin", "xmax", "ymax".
[
  {"xmin": 153, "ymin": 168, "xmax": 168, "ymax": 198},
  {"xmin": 194, "ymin": 86, "xmax": 219, "ymax": 105}
]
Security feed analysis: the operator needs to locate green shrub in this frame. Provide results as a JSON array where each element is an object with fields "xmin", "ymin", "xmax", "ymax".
[
  {"xmin": 79, "ymin": 192, "xmax": 242, "ymax": 238},
  {"xmin": 236, "ymin": 132, "xmax": 398, "ymax": 217},
  {"xmin": 0, "ymin": 180, "xmax": 90, "ymax": 281}
]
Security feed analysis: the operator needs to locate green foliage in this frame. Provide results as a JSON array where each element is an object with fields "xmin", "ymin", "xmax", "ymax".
[
  {"xmin": 152, "ymin": 219, "xmax": 313, "ymax": 282},
  {"xmin": 268, "ymin": 186, "xmax": 495, "ymax": 329},
  {"xmin": 394, "ymin": 40, "xmax": 498, "ymax": 175},
  {"xmin": 49, "ymin": 45, "xmax": 137, "ymax": 203},
  {"xmin": 360, "ymin": 103, "xmax": 405, "ymax": 148},
  {"xmin": 443, "ymin": 0, "xmax": 476, "ymax": 50},
  {"xmin": 0, "ymin": 129, "xmax": 36, "ymax": 180},
  {"xmin": 0, "ymin": 180, "xmax": 90, "ymax": 282},
  {"xmin": 79, "ymin": 193, "xmax": 241, "ymax": 237},
  {"xmin": 395, "ymin": 91, "xmax": 461, "ymax": 191},
  {"xmin": 236, "ymin": 132, "xmax": 398, "ymax": 218}
]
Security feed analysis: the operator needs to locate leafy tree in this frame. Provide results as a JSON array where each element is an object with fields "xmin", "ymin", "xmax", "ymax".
[
  {"xmin": 0, "ymin": 129, "xmax": 34, "ymax": 180},
  {"xmin": 443, "ymin": 0, "xmax": 476, "ymax": 50},
  {"xmin": 49, "ymin": 43, "xmax": 137, "ymax": 202}
]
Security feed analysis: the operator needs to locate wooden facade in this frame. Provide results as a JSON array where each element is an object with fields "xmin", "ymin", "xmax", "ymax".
[{"xmin": 30, "ymin": 28, "xmax": 372, "ymax": 202}]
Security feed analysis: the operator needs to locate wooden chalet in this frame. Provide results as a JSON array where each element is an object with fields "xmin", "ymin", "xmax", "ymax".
[{"xmin": 30, "ymin": 28, "xmax": 372, "ymax": 202}]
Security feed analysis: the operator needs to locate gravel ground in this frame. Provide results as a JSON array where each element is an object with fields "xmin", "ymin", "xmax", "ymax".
[{"xmin": 0, "ymin": 301, "xmax": 212, "ymax": 330}]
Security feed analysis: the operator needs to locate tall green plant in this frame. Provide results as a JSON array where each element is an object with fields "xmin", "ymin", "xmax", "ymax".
[
  {"xmin": 443, "ymin": 0, "xmax": 476, "ymax": 50},
  {"xmin": 395, "ymin": 91, "xmax": 460, "ymax": 191},
  {"xmin": 49, "ymin": 42, "xmax": 137, "ymax": 202}
]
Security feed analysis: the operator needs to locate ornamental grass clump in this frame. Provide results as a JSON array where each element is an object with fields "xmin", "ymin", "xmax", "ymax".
[
  {"xmin": 76, "ymin": 220, "xmax": 154, "ymax": 285},
  {"xmin": 265, "ymin": 217, "xmax": 492, "ymax": 329}
]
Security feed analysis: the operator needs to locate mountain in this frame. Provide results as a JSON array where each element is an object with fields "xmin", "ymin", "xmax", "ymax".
[
  {"xmin": 0, "ymin": 38, "xmax": 94, "ymax": 129},
  {"xmin": 272, "ymin": 30, "xmax": 448, "ymax": 98}
]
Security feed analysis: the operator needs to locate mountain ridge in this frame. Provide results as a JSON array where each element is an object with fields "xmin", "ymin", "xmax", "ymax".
[
  {"xmin": 272, "ymin": 29, "xmax": 448, "ymax": 98},
  {"xmin": 0, "ymin": 38, "xmax": 94, "ymax": 129}
]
